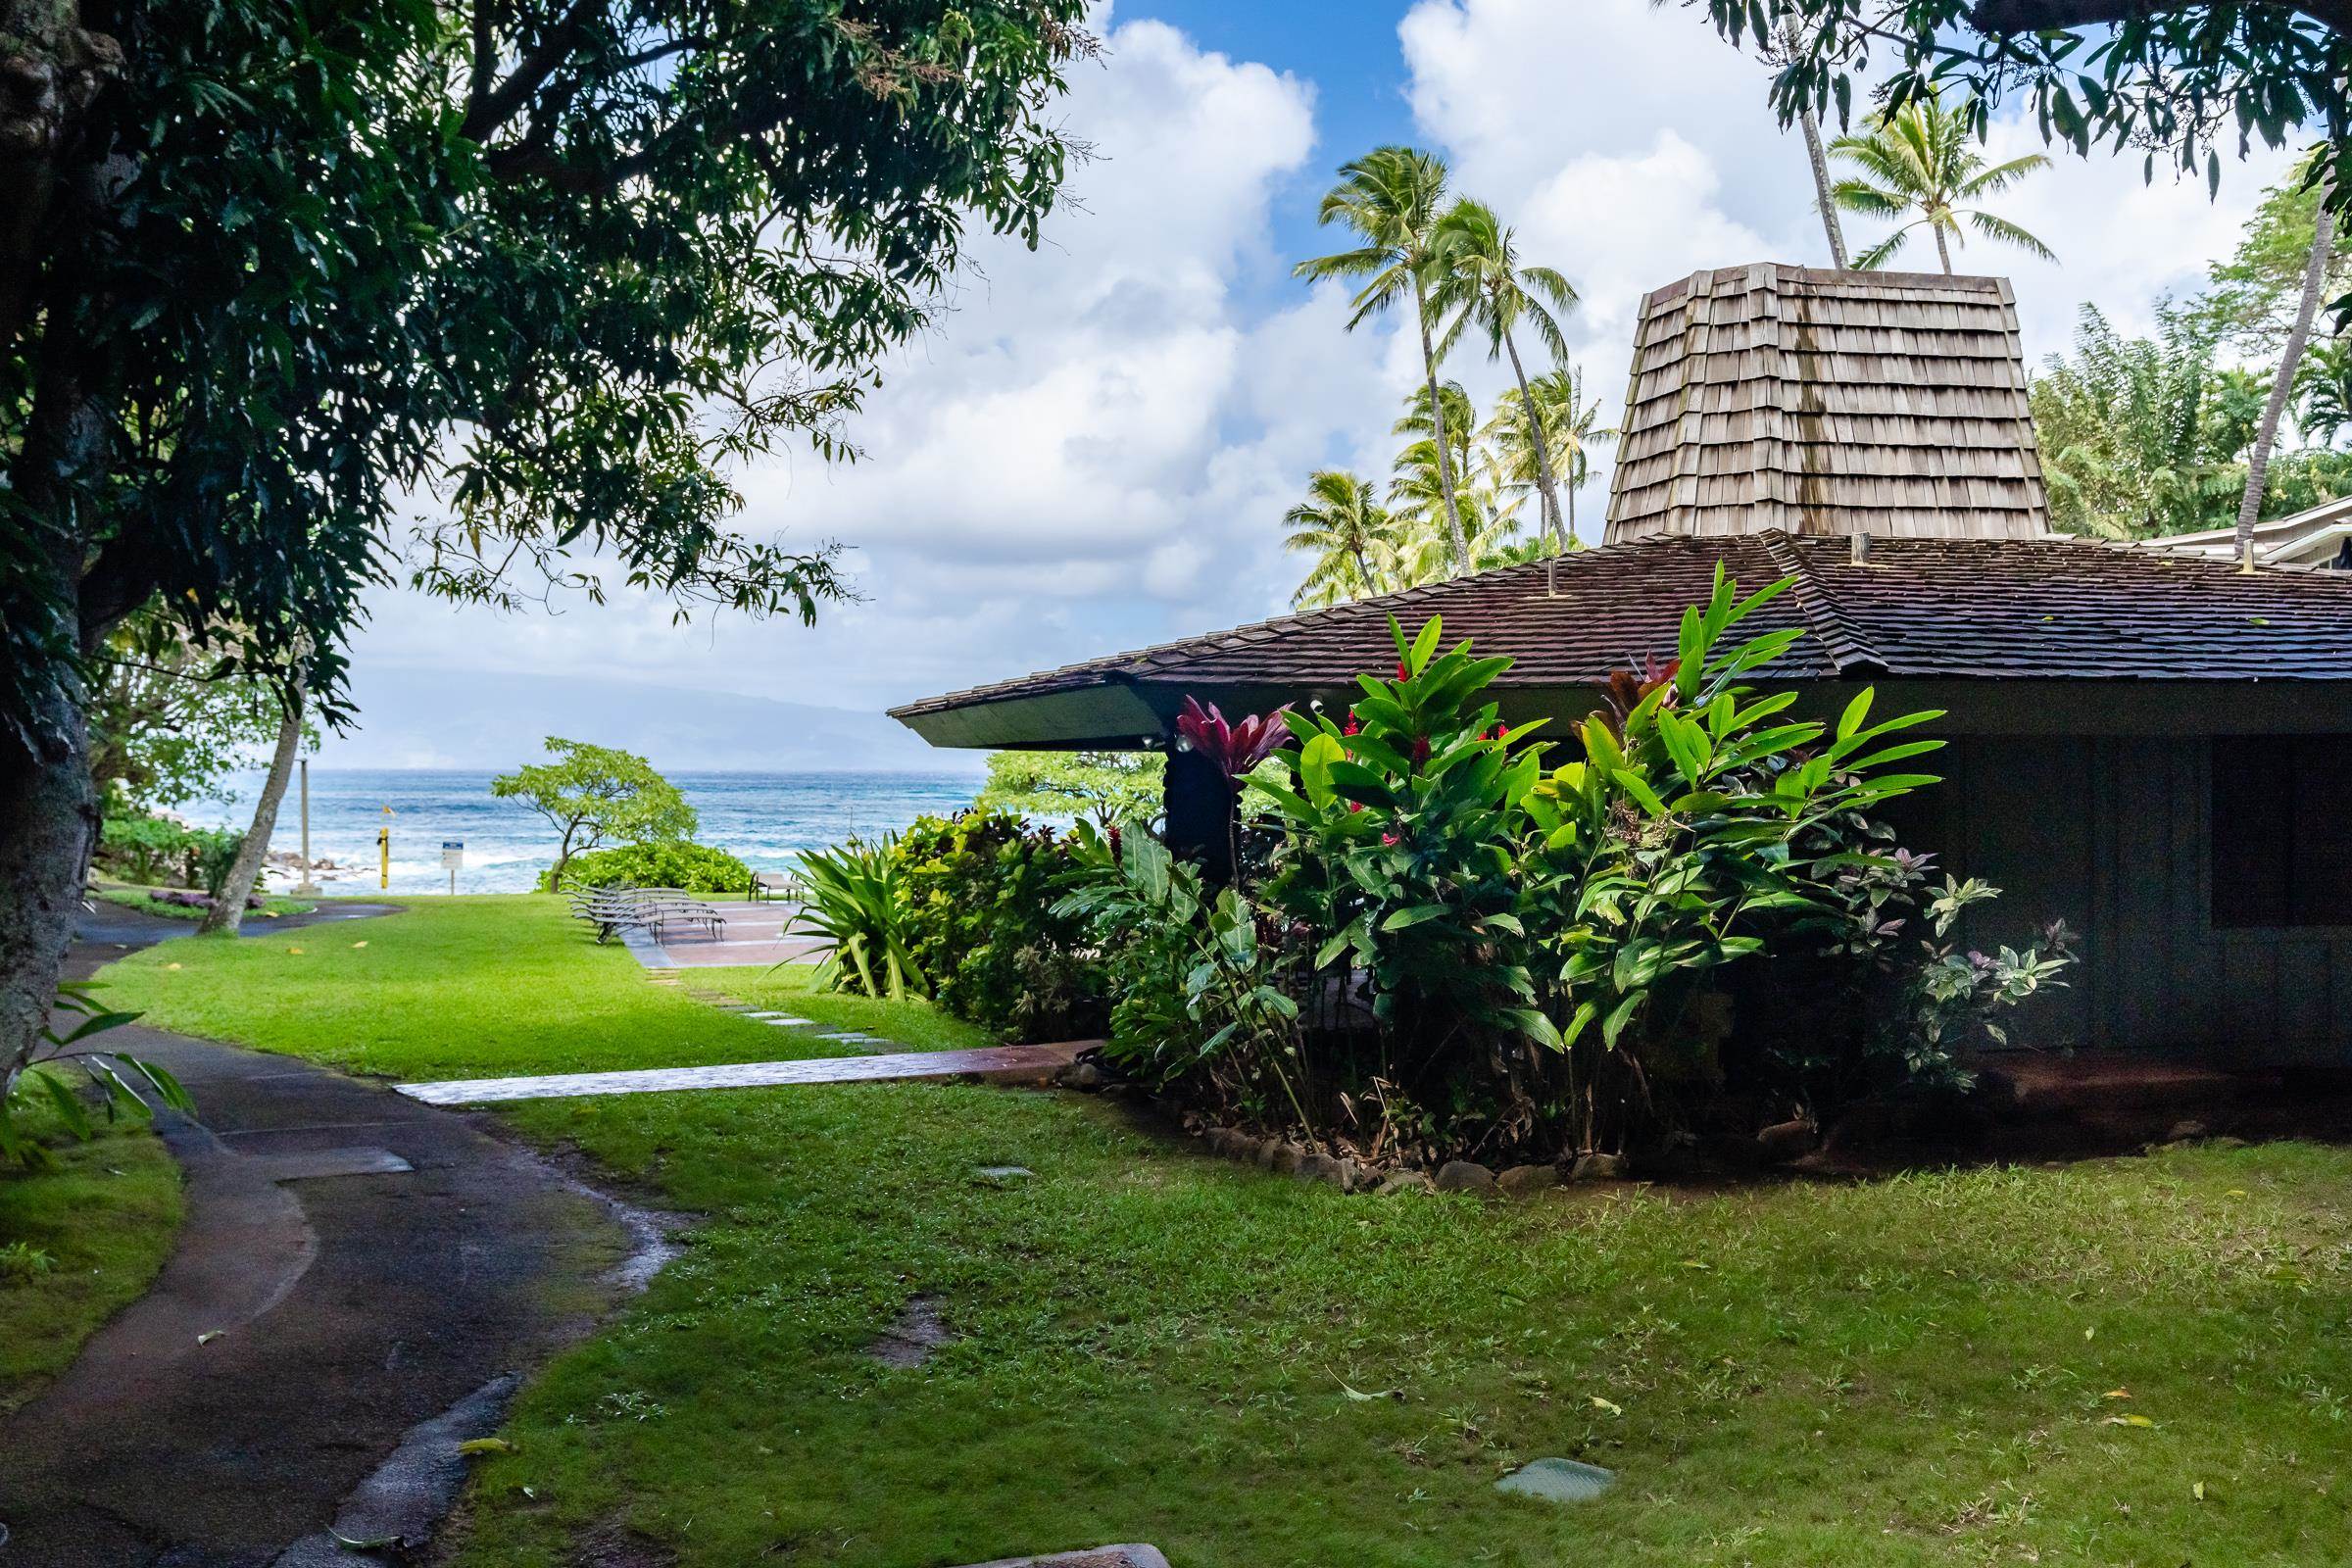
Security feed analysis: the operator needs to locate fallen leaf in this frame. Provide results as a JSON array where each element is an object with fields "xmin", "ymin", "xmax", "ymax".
[
  {"xmin": 196, "ymin": 1330, "xmax": 222, "ymax": 1346},
  {"xmin": 1678, "ymin": 1259, "xmax": 1711, "ymax": 1270},
  {"xmin": 166, "ymin": 962, "xmax": 182, "ymax": 971},
  {"xmin": 286, "ymin": 946, "xmax": 304, "ymax": 955},
  {"xmin": 330, "ymin": 1530, "xmax": 403, "ymax": 1550},
  {"xmin": 351, "ymin": 940, "xmax": 368, "ymax": 949},
  {"xmin": 2103, "ymin": 1389, "xmax": 2132, "ymax": 1400},
  {"xmin": 457, "ymin": 1438, "xmax": 513, "ymax": 1456},
  {"xmin": 2226, "ymin": 1188, "xmax": 2248, "ymax": 1198},
  {"xmin": 2193, "ymin": 1481, "xmax": 2207, "ymax": 1501},
  {"xmin": 2084, "ymin": 1326, "xmax": 2096, "ymax": 1341},
  {"xmin": 1590, "ymin": 1396, "xmax": 1624, "ymax": 1417},
  {"xmin": 2103, "ymin": 1414, "xmax": 2156, "ymax": 1429}
]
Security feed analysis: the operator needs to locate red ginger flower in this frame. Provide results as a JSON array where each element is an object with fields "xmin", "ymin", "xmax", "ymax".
[
  {"xmin": 1396, "ymin": 660, "xmax": 1410, "ymax": 681},
  {"xmin": 1341, "ymin": 714, "xmax": 1359, "ymax": 737},
  {"xmin": 1410, "ymin": 735, "xmax": 1431, "ymax": 763}
]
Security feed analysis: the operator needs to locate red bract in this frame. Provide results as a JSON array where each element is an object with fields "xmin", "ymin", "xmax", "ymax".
[
  {"xmin": 1177, "ymin": 695, "xmax": 1293, "ymax": 785},
  {"xmin": 1410, "ymin": 734, "xmax": 1431, "ymax": 763},
  {"xmin": 1381, "ymin": 832, "xmax": 1400, "ymax": 847},
  {"xmin": 1395, "ymin": 660, "xmax": 1409, "ymax": 681},
  {"xmin": 1598, "ymin": 655, "xmax": 1682, "ymax": 736},
  {"xmin": 1341, "ymin": 714, "xmax": 1360, "ymax": 737}
]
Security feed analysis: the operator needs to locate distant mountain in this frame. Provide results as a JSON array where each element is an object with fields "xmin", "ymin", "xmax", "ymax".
[{"xmin": 314, "ymin": 666, "xmax": 986, "ymax": 773}]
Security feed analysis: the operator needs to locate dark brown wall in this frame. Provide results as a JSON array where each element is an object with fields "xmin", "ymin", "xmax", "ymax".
[{"xmin": 1890, "ymin": 735, "xmax": 2352, "ymax": 1063}]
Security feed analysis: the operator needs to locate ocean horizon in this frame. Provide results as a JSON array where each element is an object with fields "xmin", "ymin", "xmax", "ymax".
[{"xmin": 213, "ymin": 766, "xmax": 986, "ymax": 896}]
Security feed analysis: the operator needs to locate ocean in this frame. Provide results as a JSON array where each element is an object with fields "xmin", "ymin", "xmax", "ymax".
[{"xmin": 218, "ymin": 768, "xmax": 984, "ymax": 896}]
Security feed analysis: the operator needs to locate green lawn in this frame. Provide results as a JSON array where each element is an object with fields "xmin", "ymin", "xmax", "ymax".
[
  {"xmin": 0, "ymin": 1102, "xmax": 183, "ymax": 1415},
  {"xmin": 97, "ymin": 898, "xmax": 2352, "ymax": 1566},
  {"xmin": 96, "ymin": 895, "xmax": 992, "ymax": 1082}
]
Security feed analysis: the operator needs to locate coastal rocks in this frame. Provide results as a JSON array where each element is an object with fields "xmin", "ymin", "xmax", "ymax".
[{"xmin": 1433, "ymin": 1160, "xmax": 1496, "ymax": 1193}]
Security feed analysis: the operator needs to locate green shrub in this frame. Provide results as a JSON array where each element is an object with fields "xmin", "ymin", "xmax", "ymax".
[
  {"xmin": 538, "ymin": 841, "xmax": 753, "ymax": 895},
  {"xmin": 895, "ymin": 808, "xmax": 1104, "ymax": 1042},
  {"xmin": 1057, "ymin": 568, "xmax": 2072, "ymax": 1166},
  {"xmin": 94, "ymin": 808, "xmax": 239, "ymax": 891},
  {"xmin": 791, "ymin": 837, "xmax": 926, "ymax": 1001}
]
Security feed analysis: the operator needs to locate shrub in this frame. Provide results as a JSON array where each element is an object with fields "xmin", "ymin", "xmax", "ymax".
[
  {"xmin": 94, "ymin": 808, "xmax": 241, "ymax": 892},
  {"xmin": 1057, "ymin": 567, "xmax": 2075, "ymax": 1166},
  {"xmin": 790, "ymin": 837, "xmax": 926, "ymax": 1001},
  {"xmin": 539, "ymin": 841, "xmax": 752, "ymax": 895},
  {"xmin": 895, "ymin": 808, "xmax": 1104, "ymax": 1042}
]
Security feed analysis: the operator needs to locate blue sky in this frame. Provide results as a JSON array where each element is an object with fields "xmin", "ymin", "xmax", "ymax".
[{"xmin": 326, "ymin": 0, "xmax": 2299, "ymax": 769}]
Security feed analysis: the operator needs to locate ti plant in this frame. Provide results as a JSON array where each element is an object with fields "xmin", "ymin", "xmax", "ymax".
[{"xmin": 2, "ymin": 984, "xmax": 193, "ymax": 1168}]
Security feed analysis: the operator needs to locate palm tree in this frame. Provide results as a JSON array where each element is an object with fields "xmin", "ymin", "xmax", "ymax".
[
  {"xmin": 2235, "ymin": 167, "xmax": 2339, "ymax": 564},
  {"xmin": 1282, "ymin": 470, "xmax": 1396, "ymax": 608},
  {"xmin": 1778, "ymin": 15, "xmax": 1849, "ymax": 269},
  {"xmin": 1484, "ymin": 366, "xmax": 1614, "ymax": 547},
  {"xmin": 1829, "ymin": 91, "xmax": 2056, "ymax": 273},
  {"xmin": 1428, "ymin": 198, "xmax": 1580, "ymax": 551},
  {"xmin": 1295, "ymin": 146, "xmax": 1472, "ymax": 573},
  {"xmin": 2295, "ymin": 337, "xmax": 2352, "ymax": 447}
]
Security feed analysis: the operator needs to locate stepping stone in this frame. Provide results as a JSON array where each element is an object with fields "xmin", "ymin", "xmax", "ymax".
[
  {"xmin": 1495, "ymin": 1457, "xmax": 1616, "ymax": 1503},
  {"xmin": 865, "ymin": 1293, "xmax": 955, "ymax": 1367},
  {"xmin": 755, "ymin": 1016, "xmax": 814, "ymax": 1027},
  {"xmin": 951, "ymin": 1549, "xmax": 1170, "ymax": 1568},
  {"xmin": 974, "ymin": 1165, "xmax": 1034, "ymax": 1182}
]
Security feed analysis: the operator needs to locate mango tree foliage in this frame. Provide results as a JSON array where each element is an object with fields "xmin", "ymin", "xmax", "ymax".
[
  {"xmin": 490, "ymin": 737, "xmax": 698, "ymax": 884},
  {"xmin": 1692, "ymin": 1, "xmax": 2352, "ymax": 198},
  {"xmin": 0, "ymin": 0, "xmax": 1091, "ymax": 1091}
]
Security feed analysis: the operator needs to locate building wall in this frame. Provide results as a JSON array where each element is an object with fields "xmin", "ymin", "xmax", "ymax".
[{"xmin": 1888, "ymin": 735, "xmax": 2352, "ymax": 1063}]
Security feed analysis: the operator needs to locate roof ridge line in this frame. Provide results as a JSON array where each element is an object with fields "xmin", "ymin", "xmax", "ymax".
[{"xmin": 1757, "ymin": 531, "xmax": 1885, "ymax": 675}]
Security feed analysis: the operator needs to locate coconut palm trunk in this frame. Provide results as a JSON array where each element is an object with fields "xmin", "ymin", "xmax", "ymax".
[
  {"xmin": 1413, "ymin": 273, "xmax": 1472, "ymax": 574},
  {"xmin": 196, "ymin": 682, "xmax": 304, "ymax": 937},
  {"xmin": 1784, "ymin": 19, "xmax": 1849, "ymax": 269},
  {"xmin": 1501, "ymin": 331, "xmax": 1567, "ymax": 551},
  {"xmin": 2235, "ymin": 171, "xmax": 2339, "ymax": 566}
]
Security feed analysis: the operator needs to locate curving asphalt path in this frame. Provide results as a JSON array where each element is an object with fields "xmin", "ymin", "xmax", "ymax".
[{"xmin": 0, "ymin": 904, "xmax": 668, "ymax": 1567}]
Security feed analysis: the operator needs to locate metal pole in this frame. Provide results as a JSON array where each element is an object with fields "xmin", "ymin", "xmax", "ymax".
[{"xmin": 293, "ymin": 759, "xmax": 320, "ymax": 895}]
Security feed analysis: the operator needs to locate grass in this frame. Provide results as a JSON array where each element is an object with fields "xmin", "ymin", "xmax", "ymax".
[
  {"xmin": 0, "ymin": 1101, "xmax": 183, "ymax": 1415},
  {"xmin": 92, "ymin": 885, "xmax": 316, "ymax": 921},
  {"xmin": 95, "ymin": 895, "xmax": 992, "ymax": 1082},
  {"xmin": 99, "ymin": 898, "xmax": 2352, "ymax": 1567}
]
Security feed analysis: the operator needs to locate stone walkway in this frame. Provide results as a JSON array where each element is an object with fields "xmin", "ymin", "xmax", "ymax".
[
  {"xmin": 398, "ymin": 1041, "xmax": 1091, "ymax": 1104},
  {"xmin": 1, "ymin": 906, "xmax": 664, "ymax": 1567},
  {"xmin": 616, "ymin": 900, "xmax": 827, "ymax": 969}
]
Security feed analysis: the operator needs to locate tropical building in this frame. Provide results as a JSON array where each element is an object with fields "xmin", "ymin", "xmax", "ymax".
[{"xmin": 894, "ymin": 264, "xmax": 2352, "ymax": 1063}]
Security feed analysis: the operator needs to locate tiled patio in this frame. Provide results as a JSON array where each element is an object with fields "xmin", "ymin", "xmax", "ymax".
[{"xmin": 623, "ymin": 901, "xmax": 827, "ymax": 968}]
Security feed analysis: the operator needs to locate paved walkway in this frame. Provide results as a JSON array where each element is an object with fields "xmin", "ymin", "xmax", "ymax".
[
  {"xmin": 399, "ymin": 1041, "xmax": 1092, "ymax": 1104},
  {"xmin": 619, "ymin": 900, "xmax": 827, "ymax": 969},
  {"xmin": 0, "ymin": 906, "xmax": 662, "ymax": 1567}
]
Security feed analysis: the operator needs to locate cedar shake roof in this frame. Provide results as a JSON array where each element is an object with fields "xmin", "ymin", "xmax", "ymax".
[
  {"xmin": 1604, "ymin": 265, "xmax": 2048, "ymax": 545},
  {"xmin": 889, "ymin": 534, "xmax": 2352, "ymax": 737}
]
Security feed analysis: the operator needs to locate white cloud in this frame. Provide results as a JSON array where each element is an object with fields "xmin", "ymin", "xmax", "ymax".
[{"xmin": 342, "ymin": 0, "xmax": 2315, "ymax": 759}]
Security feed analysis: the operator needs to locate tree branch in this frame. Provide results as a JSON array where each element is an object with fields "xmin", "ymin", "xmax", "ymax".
[
  {"xmin": 460, "ymin": 0, "xmax": 606, "ymax": 142},
  {"xmin": 1967, "ymin": 0, "xmax": 2352, "ymax": 38}
]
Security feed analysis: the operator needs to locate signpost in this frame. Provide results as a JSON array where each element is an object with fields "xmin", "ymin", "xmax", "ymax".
[
  {"xmin": 442, "ymin": 840, "xmax": 464, "ymax": 897},
  {"xmin": 292, "ymin": 758, "xmax": 320, "ymax": 896}
]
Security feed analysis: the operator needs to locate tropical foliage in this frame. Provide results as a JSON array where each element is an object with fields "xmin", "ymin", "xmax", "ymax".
[
  {"xmin": 975, "ymin": 751, "xmax": 1164, "ymax": 828},
  {"xmin": 1828, "ymin": 90, "xmax": 2055, "ymax": 272},
  {"xmin": 895, "ymin": 810, "xmax": 1105, "ymax": 1041},
  {"xmin": 1, "ymin": 986, "xmax": 191, "ymax": 1170},
  {"xmin": 790, "ymin": 838, "xmax": 927, "ymax": 1003},
  {"xmin": 94, "ymin": 810, "xmax": 246, "ymax": 896},
  {"xmin": 539, "ymin": 841, "xmax": 753, "ymax": 896},
  {"xmin": 1286, "ymin": 147, "xmax": 1610, "ymax": 606},
  {"xmin": 1056, "ymin": 574, "xmax": 2073, "ymax": 1164},
  {"xmin": 492, "ymin": 739, "xmax": 700, "ymax": 885}
]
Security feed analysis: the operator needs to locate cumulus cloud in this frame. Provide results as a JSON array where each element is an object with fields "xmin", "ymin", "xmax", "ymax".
[{"xmin": 337, "ymin": 0, "xmax": 2314, "ymax": 759}]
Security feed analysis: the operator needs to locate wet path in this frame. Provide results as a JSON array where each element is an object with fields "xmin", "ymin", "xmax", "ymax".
[{"xmin": 0, "ymin": 906, "xmax": 660, "ymax": 1567}]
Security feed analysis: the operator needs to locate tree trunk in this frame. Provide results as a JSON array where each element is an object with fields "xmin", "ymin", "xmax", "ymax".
[
  {"xmin": 197, "ymin": 681, "xmax": 304, "ymax": 936},
  {"xmin": 1413, "ymin": 275, "xmax": 1472, "ymax": 574},
  {"xmin": 1934, "ymin": 220, "xmax": 1953, "ymax": 274},
  {"xmin": 0, "ymin": 673, "xmax": 100, "ymax": 1100},
  {"xmin": 1784, "ymin": 20, "xmax": 1849, "ymax": 269},
  {"xmin": 2236, "ymin": 170, "xmax": 2339, "ymax": 564},
  {"xmin": 1351, "ymin": 543, "xmax": 1378, "ymax": 598},
  {"xmin": 1501, "ymin": 330, "xmax": 1567, "ymax": 553},
  {"xmin": 1566, "ymin": 471, "xmax": 1578, "ymax": 547}
]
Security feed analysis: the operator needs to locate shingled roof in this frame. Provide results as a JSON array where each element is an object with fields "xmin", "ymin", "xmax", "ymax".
[
  {"xmin": 1604, "ymin": 265, "xmax": 2048, "ymax": 545},
  {"xmin": 890, "ymin": 534, "xmax": 2352, "ymax": 746}
]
